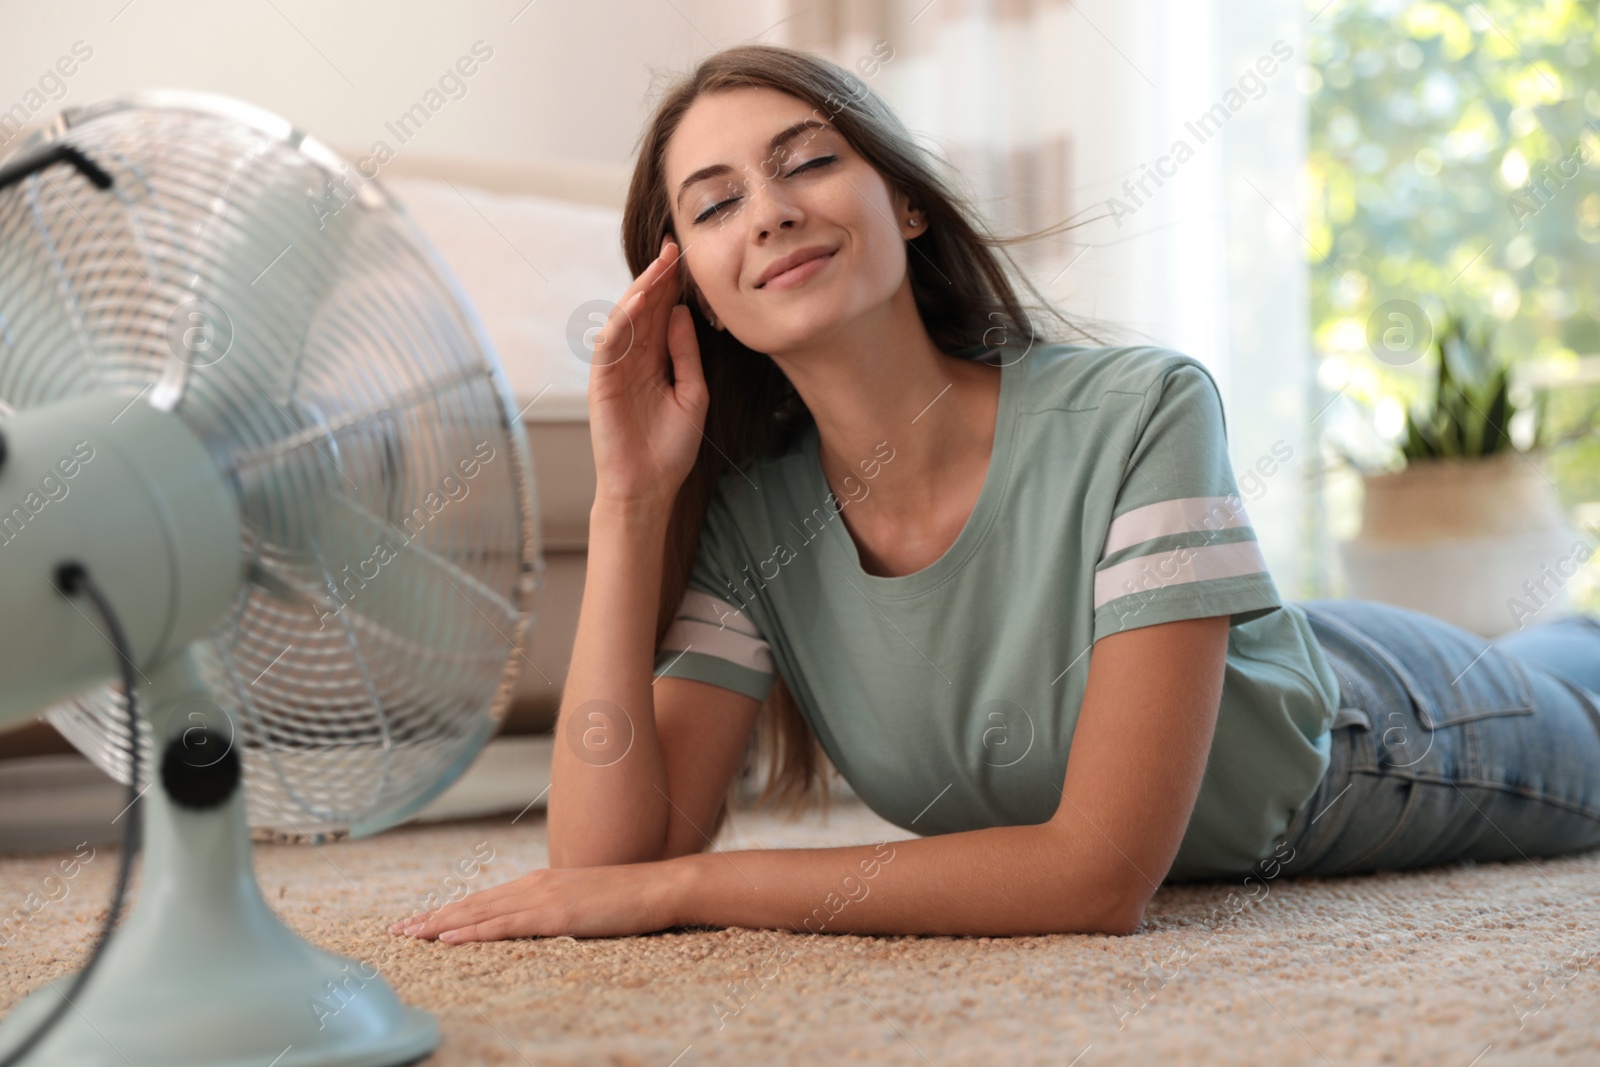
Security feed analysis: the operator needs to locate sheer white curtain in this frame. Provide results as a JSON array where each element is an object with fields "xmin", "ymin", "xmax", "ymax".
[{"xmin": 783, "ymin": 0, "xmax": 1323, "ymax": 597}]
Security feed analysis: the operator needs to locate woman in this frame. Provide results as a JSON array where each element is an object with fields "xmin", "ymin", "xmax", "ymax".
[{"xmin": 391, "ymin": 44, "xmax": 1600, "ymax": 943}]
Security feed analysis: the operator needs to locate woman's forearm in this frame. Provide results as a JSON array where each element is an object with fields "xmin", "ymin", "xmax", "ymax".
[
  {"xmin": 547, "ymin": 498, "xmax": 674, "ymax": 868},
  {"xmin": 661, "ymin": 822, "xmax": 1140, "ymax": 937}
]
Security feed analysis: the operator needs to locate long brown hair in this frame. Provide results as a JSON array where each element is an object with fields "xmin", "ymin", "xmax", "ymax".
[{"xmin": 621, "ymin": 43, "xmax": 1105, "ymax": 838}]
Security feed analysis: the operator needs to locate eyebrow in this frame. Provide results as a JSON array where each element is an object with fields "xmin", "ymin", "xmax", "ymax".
[{"xmin": 674, "ymin": 118, "xmax": 833, "ymax": 209}]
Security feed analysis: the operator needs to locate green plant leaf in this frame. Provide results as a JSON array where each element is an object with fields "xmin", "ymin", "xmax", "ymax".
[
  {"xmin": 1402, "ymin": 412, "xmax": 1432, "ymax": 461},
  {"xmin": 1480, "ymin": 367, "xmax": 1511, "ymax": 457},
  {"xmin": 1394, "ymin": 309, "xmax": 1526, "ymax": 466}
]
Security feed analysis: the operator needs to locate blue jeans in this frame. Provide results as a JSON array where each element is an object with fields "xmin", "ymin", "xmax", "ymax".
[{"xmin": 1273, "ymin": 599, "xmax": 1600, "ymax": 878}]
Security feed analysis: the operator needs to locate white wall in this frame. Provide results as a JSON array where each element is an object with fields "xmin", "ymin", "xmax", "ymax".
[{"xmin": 0, "ymin": 0, "xmax": 787, "ymax": 166}]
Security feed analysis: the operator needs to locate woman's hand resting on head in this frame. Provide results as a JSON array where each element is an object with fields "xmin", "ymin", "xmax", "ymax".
[{"xmin": 587, "ymin": 237, "xmax": 710, "ymax": 513}]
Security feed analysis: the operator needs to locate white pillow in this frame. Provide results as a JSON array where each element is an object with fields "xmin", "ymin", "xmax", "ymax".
[{"xmin": 382, "ymin": 174, "xmax": 634, "ymax": 421}]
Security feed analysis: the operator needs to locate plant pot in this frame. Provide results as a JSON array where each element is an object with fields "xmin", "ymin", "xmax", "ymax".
[{"xmin": 1337, "ymin": 451, "xmax": 1586, "ymax": 637}]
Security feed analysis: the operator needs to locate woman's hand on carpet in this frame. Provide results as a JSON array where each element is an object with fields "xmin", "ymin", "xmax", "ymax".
[{"xmin": 388, "ymin": 861, "xmax": 681, "ymax": 943}]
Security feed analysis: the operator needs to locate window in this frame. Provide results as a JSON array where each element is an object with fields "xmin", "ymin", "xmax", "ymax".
[{"xmin": 1306, "ymin": 0, "xmax": 1600, "ymax": 613}]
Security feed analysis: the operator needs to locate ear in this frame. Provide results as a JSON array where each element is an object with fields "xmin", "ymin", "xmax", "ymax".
[{"xmin": 893, "ymin": 187, "xmax": 926, "ymax": 239}]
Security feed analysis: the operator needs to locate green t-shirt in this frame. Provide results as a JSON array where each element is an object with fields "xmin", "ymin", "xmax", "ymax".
[{"xmin": 651, "ymin": 342, "xmax": 1340, "ymax": 882}]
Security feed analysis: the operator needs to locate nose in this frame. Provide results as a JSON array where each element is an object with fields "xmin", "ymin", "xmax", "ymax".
[{"xmin": 745, "ymin": 168, "xmax": 801, "ymax": 241}]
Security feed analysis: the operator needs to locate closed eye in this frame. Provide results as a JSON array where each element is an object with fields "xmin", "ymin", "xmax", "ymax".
[
  {"xmin": 692, "ymin": 155, "xmax": 838, "ymax": 225},
  {"xmin": 787, "ymin": 154, "xmax": 836, "ymax": 178}
]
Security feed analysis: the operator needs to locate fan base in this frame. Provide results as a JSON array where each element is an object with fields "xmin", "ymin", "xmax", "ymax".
[
  {"xmin": 0, "ymin": 651, "xmax": 442, "ymax": 1067},
  {"xmin": 0, "ymin": 981, "xmax": 437, "ymax": 1067}
]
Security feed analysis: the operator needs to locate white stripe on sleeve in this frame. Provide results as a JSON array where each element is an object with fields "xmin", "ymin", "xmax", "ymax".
[
  {"xmin": 1093, "ymin": 539, "xmax": 1269, "ymax": 610},
  {"xmin": 658, "ymin": 590, "xmax": 774, "ymax": 674},
  {"xmin": 1100, "ymin": 495, "xmax": 1252, "ymax": 560}
]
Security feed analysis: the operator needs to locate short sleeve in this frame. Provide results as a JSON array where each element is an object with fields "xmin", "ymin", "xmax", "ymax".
[
  {"xmin": 1092, "ymin": 362, "xmax": 1282, "ymax": 642},
  {"xmin": 650, "ymin": 494, "xmax": 778, "ymax": 702}
]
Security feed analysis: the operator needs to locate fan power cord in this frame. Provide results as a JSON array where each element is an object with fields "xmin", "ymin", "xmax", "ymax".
[
  {"xmin": 0, "ymin": 143, "xmax": 113, "ymax": 196},
  {"xmin": 0, "ymin": 564, "xmax": 143, "ymax": 1067}
]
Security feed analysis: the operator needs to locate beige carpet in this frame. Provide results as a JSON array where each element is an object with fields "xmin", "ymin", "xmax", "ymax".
[{"xmin": 2, "ymin": 796, "xmax": 1598, "ymax": 1066}]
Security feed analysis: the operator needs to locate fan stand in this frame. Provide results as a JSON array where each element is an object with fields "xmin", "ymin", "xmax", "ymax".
[{"xmin": 0, "ymin": 650, "xmax": 439, "ymax": 1067}]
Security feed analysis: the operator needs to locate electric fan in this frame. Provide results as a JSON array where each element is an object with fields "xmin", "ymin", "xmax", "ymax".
[{"xmin": 0, "ymin": 89, "xmax": 542, "ymax": 1066}]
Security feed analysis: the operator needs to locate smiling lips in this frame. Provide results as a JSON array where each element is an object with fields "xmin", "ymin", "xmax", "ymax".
[{"xmin": 756, "ymin": 246, "xmax": 837, "ymax": 290}]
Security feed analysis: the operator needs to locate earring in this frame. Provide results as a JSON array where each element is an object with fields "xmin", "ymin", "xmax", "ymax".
[{"xmin": 909, "ymin": 216, "xmax": 921, "ymax": 227}]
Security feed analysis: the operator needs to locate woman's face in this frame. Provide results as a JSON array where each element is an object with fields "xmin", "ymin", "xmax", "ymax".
[{"xmin": 663, "ymin": 86, "xmax": 919, "ymax": 356}]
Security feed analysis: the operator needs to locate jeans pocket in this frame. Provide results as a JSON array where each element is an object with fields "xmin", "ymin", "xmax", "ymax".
[
  {"xmin": 1311, "ymin": 602, "xmax": 1537, "ymax": 729},
  {"xmin": 1389, "ymin": 649, "xmax": 1535, "ymax": 730},
  {"xmin": 1331, "ymin": 704, "xmax": 1371, "ymax": 730}
]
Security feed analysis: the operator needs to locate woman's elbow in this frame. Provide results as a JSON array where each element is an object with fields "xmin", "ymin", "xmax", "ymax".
[
  {"xmin": 1104, "ymin": 897, "xmax": 1147, "ymax": 936},
  {"xmin": 1041, "ymin": 896, "xmax": 1142, "ymax": 936},
  {"xmin": 1071, "ymin": 870, "xmax": 1149, "ymax": 936}
]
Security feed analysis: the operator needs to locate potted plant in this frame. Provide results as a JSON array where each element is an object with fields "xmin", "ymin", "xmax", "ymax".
[{"xmin": 1336, "ymin": 312, "xmax": 1597, "ymax": 637}]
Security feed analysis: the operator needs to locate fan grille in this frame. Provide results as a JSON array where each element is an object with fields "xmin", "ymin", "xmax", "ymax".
[{"xmin": 0, "ymin": 91, "xmax": 541, "ymax": 840}]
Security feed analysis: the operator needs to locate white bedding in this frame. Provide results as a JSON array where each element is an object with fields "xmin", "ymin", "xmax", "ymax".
[{"xmin": 380, "ymin": 174, "xmax": 633, "ymax": 422}]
